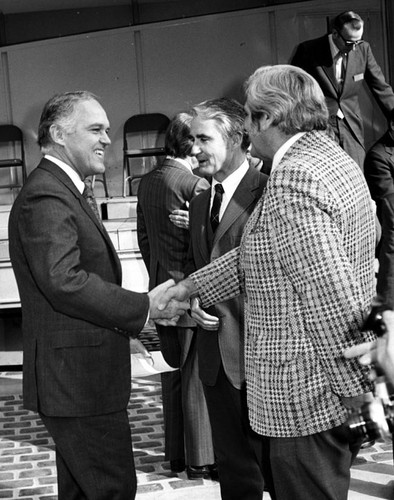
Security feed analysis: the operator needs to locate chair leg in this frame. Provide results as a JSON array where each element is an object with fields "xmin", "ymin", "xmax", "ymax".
[{"xmin": 123, "ymin": 156, "xmax": 130, "ymax": 197}]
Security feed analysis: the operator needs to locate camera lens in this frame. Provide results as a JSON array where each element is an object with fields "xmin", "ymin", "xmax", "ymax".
[{"xmin": 347, "ymin": 406, "xmax": 381, "ymax": 441}]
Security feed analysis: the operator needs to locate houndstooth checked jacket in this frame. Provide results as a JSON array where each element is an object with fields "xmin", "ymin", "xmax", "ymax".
[{"xmin": 191, "ymin": 130, "xmax": 376, "ymax": 438}]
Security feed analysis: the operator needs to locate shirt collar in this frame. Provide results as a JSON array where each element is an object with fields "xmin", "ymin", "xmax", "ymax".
[
  {"xmin": 167, "ymin": 156, "xmax": 194, "ymax": 173},
  {"xmin": 271, "ymin": 132, "xmax": 305, "ymax": 174},
  {"xmin": 44, "ymin": 154, "xmax": 85, "ymax": 194},
  {"xmin": 212, "ymin": 158, "xmax": 249, "ymax": 198}
]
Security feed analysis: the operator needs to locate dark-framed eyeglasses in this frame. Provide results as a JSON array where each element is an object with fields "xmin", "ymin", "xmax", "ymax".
[{"xmin": 338, "ymin": 31, "xmax": 364, "ymax": 48}]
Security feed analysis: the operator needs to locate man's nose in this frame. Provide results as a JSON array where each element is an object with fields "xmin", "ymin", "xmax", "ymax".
[
  {"xmin": 191, "ymin": 143, "xmax": 200, "ymax": 155},
  {"xmin": 101, "ymin": 131, "xmax": 111, "ymax": 145}
]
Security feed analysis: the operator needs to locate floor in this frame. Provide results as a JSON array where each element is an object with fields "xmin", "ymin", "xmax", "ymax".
[{"xmin": 0, "ymin": 326, "xmax": 393, "ymax": 499}]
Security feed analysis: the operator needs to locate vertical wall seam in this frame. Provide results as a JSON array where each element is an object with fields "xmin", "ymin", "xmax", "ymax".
[
  {"xmin": 1, "ymin": 50, "xmax": 12, "ymax": 123},
  {"xmin": 134, "ymin": 29, "xmax": 146, "ymax": 114},
  {"xmin": 268, "ymin": 10, "xmax": 278, "ymax": 64}
]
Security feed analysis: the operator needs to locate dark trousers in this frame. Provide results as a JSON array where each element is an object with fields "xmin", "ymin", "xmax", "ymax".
[
  {"xmin": 260, "ymin": 424, "xmax": 362, "ymax": 500},
  {"xmin": 161, "ymin": 370, "xmax": 185, "ymax": 461},
  {"xmin": 203, "ymin": 364, "xmax": 264, "ymax": 500},
  {"xmin": 333, "ymin": 117, "xmax": 366, "ymax": 169},
  {"xmin": 40, "ymin": 409, "xmax": 136, "ymax": 500},
  {"xmin": 160, "ymin": 328, "xmax": 214, "ymax": 466}
]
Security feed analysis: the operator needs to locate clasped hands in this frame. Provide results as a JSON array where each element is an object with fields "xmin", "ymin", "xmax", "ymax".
[{"xmin": 148, "ymin": 278, "xmax": 220, "ymax": 329}]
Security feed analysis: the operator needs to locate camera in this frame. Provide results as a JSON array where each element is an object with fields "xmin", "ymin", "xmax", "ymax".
[{"xmin": 346, "ymin": 299, "xmax": 394, "ymax": 441}]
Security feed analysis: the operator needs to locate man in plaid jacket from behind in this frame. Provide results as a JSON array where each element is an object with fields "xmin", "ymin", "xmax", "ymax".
[{"xmin": 163, "ymin": 64, "xmax": 377, "ymax": 500}]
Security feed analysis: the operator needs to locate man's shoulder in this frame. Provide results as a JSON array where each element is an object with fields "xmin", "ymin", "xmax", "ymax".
[
  {"xmin": 367, "ymin": 132, "xmax": 394, "ymax": 157},
  {"xmin": 291, "ymin": 35, "xmax": 330, "ymax": 68},
  {"xmin": 296, "ymin": 34, "xmax": 328, "ymax": 51},
  {"xmin": 241, "ymin": 165, "xmax": 268, "ymax": 190},
  {"xmin": 189, "ymin": 184, "xmax": 210, "ymax": 209}
]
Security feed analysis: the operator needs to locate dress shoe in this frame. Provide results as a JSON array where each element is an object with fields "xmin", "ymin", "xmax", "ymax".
[
  {"xmin": 187, "ymin": 463, "xmax": 218, "ymax": 480},
  {"xmin": 170, "ymin": 458, "xmax": 185, "ymax": 472},
  {"xmin": 208, "ymin": 463, "xmax": 219, "ymax": 481}
]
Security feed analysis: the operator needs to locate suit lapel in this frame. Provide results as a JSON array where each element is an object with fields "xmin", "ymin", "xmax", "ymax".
[
  {"xmin": 193, "ymin": 189, "xmax": 212, "ymax": 265},
  {"xmin": 318, "ymin": 36, "xmax": 340, "ymax": 95},
  {"xmin": 38, "ymin": 159, "xmax": 121, "ymax": 278},
  {"xmin": 213, "ymin": 168, "xmax": 260, "ymax": 247}
]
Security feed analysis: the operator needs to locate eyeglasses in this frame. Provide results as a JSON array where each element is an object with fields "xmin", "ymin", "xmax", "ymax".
[{"xmin": 338, "ymin": 31, "xmax": 364, "ymax": 48}]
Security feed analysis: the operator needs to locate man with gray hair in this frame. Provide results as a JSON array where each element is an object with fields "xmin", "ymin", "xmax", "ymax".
[
  {"xmin": 186, "ymin": 97, "xmax": 267, "ymax": 499},
  {"xmin": 162, "ymin": 65, "xmax": 377, "ymax": 499},
  {"xmin": 8, "ymin": 91, "xmax": 188, "ymax": 500},
  {"xmin": 291, "ymin": 10, "xmax": 394, "ymax": 169}
]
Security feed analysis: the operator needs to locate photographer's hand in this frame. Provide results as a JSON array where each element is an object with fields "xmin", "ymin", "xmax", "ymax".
[{"xmin": 344, "ymin": 310, "xmax": 394, "ymax": 386}]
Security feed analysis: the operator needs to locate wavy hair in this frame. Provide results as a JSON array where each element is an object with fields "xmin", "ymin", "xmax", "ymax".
[
  {"xmin": 244, "ymin": 65, "xmax": 328, "ymax": 135},
  {"xmin": 165, "ymin": 112, "xmax": 194, "ymax": 158},
  {"xmin": 191, "ymin": 97, "xmax": 250, "ymax": 152}
]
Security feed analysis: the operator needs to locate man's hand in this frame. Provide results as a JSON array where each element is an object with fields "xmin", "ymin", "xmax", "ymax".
[
  {"xmin": 191, "ymin": 297, "xmax": 219, "ymax": 330},
  {"xmin": 157, "ymin": 278, "xmax": 197, "ymax": 313},
  {"xmin": 148, "ymin": 279, "xmax": 189, "ymax": 326},
  {"xmin": 169, "ymin": 209, "xmax": 189, "ymax": 230}
]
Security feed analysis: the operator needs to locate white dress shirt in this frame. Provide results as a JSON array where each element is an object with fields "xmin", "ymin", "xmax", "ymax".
[
  {"xmin": 210, "ymin": 159, "xmax": 249, "ymax": 222},
  {"xmin": 45, "ymin": 154, "xmax": 85, "ymax": 194}
]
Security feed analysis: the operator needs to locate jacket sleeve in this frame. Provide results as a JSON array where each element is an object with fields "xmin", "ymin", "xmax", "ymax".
[
  {"xmin": 364, "ymin": 43, "xmax": 394, "ymax": 118},
  {"xmin": 136, "ymin": 199, "xmax": 151, "ymax": 273},
  {"xmin": 377, "ymin": 193, "xmax": 394, "ymax": 308},
  {"xmin": 190, "ymin": 247, "xmax": 243, "ymax": 307},
  {"xmin": 364, "ymin": 144, "xmax": 394, "ymax": 204},
  {"xmin": 18, "ymin": 187, "xmax": 149, "ymax": 336}
]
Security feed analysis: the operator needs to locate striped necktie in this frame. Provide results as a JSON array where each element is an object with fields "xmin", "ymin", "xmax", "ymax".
[{"xmin": 83, "ymin": 176, "xmax": 103, "ymax": 226}]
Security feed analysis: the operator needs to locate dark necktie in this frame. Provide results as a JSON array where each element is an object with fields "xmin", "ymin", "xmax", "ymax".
[
  {"xmin": 338, "ymin": 53, "xmax": 347, "ymax": 92},
  {"xmin": 210, "ymin": 183, "xmax": 224, "ymax": 233},
  {"xmin": 83, "ymin": 176, "xmax": 103, "ymax": 226}
]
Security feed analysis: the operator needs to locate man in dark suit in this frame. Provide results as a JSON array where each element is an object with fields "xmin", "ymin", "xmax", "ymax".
[
  {"xmin": 365, "ymin": 110, "xmax": 394, "ymax": 308},
  {"xmin": 8, "ymin": 91, "xmax": 187, "ymax": 500},
  {"xmin": 291, "ymin": 10, "xmax": 394, "ymax": 168},
  {"xmin": 137, "ymin": 113, "xmax": 215, "ymax": 479},
  {"xmin": 365, "ymin": 109, "xmax": 394, "ymax": 220},
  {"xmin": 185, "ymin": 98, "xmax": 267, "ymax": 499}
]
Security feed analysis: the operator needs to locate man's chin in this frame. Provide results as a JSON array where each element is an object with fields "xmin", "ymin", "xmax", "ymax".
[
  {"xmin": 90, "ymin": 164, "xmax": 106, "ymax": 176},
  {"xmin": 198, "ymin": 165, "xmax": 213, "ymax": 176}
]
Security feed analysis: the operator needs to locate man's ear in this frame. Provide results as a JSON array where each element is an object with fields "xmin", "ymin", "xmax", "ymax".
[
  {"xmin": 256, "ymin": 113, "xmax": 272, "ymax": 132},
  {"xmin": 49, "ymin": 123, "xmax": 66, "ymax": 146},
  {"xmin": 230, "ymin": 131, "xmax": 243, "ymax": 149}
]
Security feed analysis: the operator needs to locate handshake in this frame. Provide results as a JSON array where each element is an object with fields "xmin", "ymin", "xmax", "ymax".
[
  {"xmin": 147, "ymin": 278, "xmax": 220, "ymax": 330},
  {"xmin": 148, "ymin": 278, "xmax": 194, "ymax": 326}
]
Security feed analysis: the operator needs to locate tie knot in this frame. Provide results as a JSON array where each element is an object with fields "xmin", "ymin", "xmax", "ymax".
[
  {"xmin": 215, "ymin": 183, "xmax": 224, "ymax": 194},
  {"xmin": 83, "ymin": 177, "xmax": 94, "ymax": 197}
]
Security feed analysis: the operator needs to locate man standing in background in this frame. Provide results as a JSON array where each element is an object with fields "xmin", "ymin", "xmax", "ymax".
[
  {"xmin": 291, "ymin": 10, "xmax": 394, "ymax": 168},
  {"xmin": 137, "ymin": 113, "xmax": 216, "ymax": 479}
]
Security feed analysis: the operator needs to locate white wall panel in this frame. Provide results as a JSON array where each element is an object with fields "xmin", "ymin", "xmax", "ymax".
[{"xmin": 1, "ymin": 28, "xmax": 140, "ymax": 196}]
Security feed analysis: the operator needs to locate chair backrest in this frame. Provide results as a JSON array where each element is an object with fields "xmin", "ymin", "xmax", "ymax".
[
  {"xmin": 123, "ymin": 113, "xmax": 170, "ymax": 150},
  {"xmin": 0, "ymin": 125, "xmax": 23, "ymax": 144},
  {"xmin": 0, "ymin": 124, "xmax": 26, "ymax": 188}
]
